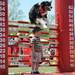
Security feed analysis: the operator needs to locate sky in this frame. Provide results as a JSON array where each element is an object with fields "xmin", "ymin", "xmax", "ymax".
[
  {"xmin": 74, "ymin": 0, "xmax": 75, "ymax": 25},
  {"xmin": 74, "ymin": 0, "xmax": 75, "ymax": 33},
  {"xmin": 8, "ymin": 0, "xmax": 74, "ymax": 25},
  {"xmin": 18, "ymin": 0, "xmax": 55, "ymax": 21}
]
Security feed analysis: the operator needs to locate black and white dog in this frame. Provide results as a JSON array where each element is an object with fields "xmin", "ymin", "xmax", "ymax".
[{"xmin": 29, "ymin": 1, "xmax": 52, "ymax": 29}]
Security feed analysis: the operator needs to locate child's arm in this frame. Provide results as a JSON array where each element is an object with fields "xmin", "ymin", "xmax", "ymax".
[{"xmin": 30, "ymin": 38, "xmax": 36, "ymax": 51}]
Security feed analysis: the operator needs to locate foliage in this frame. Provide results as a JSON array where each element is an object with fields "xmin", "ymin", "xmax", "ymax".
[{"xmin": 8, "ymin": 0, "xmax": 25, "ymax": 21}]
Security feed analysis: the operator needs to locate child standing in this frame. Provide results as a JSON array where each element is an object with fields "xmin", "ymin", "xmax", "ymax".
[{"xmin": 30, "ymin": 26, "xmax": 43, "ymax": 74}]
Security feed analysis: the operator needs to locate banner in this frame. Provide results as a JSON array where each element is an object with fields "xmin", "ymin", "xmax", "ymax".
[
  {"xmin": 55, "ymin": 0, "xmax": 74, "ymax": 72},
  {"xmin": 0, "ymin": 0, "xmax": 8, "ymax": 75}
]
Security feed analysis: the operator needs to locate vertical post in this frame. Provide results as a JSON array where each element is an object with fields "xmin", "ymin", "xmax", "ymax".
[
  {"xmin": 0, "ymin": 0, "xmax": 8, "ymax": 75},
  {"xmin": 55, "ymin": 0, "xmax": 74, "ymax": 72}
]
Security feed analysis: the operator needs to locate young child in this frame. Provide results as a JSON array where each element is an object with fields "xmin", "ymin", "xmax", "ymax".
[{"xmin": 30, "ymin": 26, "xmax": 43, "ymax": 74}]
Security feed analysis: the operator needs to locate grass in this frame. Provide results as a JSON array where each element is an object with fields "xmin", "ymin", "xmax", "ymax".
[{"xmin": 8, "ymin": 66, "xmax": 58, "ymax": 75}]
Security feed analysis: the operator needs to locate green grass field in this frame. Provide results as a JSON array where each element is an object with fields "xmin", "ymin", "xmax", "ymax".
[{"xmin": 9, "ymin": 66, "xmax": 58, "ymax": 75}]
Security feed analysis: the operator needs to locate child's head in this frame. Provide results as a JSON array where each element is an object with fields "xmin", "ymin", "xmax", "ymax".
[{"xmin": 32, "ymin": 26, "xmax": 42, "ymax": 36}]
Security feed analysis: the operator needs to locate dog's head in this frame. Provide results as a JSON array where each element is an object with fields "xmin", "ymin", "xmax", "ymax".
[{"xmin": 41, "ymin": 1, "xmax": 52, "ymax": 11}]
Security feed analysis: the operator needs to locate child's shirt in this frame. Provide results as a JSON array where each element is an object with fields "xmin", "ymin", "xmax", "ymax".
[
  {"xmin": 30, "ymin": 36, "xmax": 43, "ymax": 62},
  {"xmin": 31, "ymin": 36, "xmax": 42, "ymax": 52}
]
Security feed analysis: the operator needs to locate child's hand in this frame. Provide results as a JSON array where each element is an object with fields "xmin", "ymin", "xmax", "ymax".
[
  {"xmin": 39, "ymin": 58, "xmax": 45, "ymax": 64},
  {"xmin": 41, "ymin": 57, "xmax": 45, "ymax": 62}
]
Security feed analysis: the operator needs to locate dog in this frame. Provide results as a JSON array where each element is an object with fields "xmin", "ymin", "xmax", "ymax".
[{"xmin": 29, "ymin": 1, "xmax": 52, "ymax": 29}]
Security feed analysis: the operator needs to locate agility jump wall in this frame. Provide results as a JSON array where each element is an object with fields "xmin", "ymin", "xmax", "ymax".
[
  {"xmin": 0, "ymin": 0, "xmax": 75, "ymax": 75},
  {"xmin": 0, "ymin": 0, "xmax": 8, "ymax": 75},
  {"xmin": 55, "ymin": 0, "xmax": 74, "ymax": 72}
]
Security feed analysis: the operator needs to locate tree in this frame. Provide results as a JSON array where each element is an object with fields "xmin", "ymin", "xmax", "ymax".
[{"xmin": 8, "ymin": 0, "xmax": 25, "ymax": 21}]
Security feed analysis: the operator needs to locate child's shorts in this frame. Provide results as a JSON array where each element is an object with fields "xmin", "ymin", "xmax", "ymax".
[{"xmin": 31, "ymin": 52, "xmax": 43, "ymax": 63}]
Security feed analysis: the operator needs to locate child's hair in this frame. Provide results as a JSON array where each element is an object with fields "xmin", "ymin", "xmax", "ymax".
[{"xmin": 32, "ymin": 26, "xmax": 42, "ymax": 34}]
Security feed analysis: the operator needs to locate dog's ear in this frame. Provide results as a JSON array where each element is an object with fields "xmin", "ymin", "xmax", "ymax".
[{"xmin": 34, "ymin": 3, "xmax": 40, "ymax": 8}]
